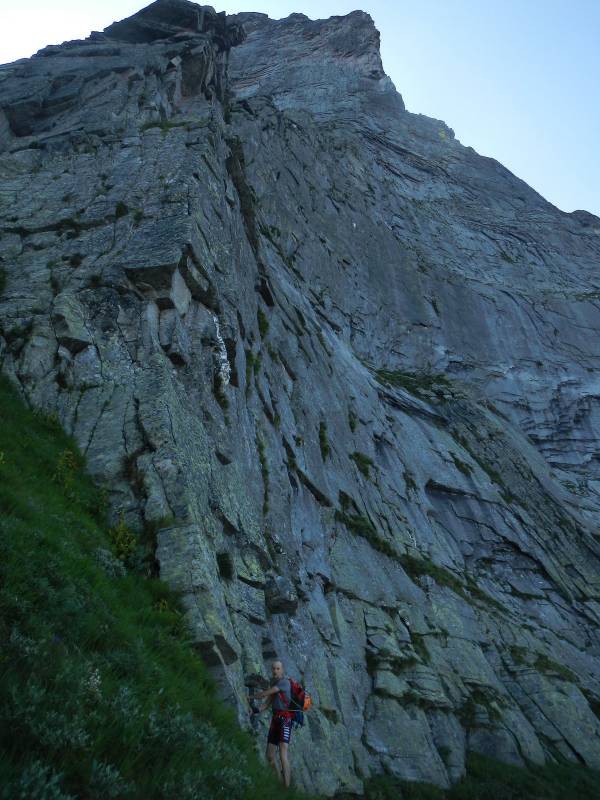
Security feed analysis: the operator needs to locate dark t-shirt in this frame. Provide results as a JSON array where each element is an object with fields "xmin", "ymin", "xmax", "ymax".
[{"xmin": 271, "ymin": 678, "xmax": 291, "ymax": 711}]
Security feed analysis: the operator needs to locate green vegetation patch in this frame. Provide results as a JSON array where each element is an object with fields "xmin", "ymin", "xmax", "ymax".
[
  {"xmin": 457, "ymin": 687, "xmax": 505, "ymax": 727},
  {"xmin": 349, "ymin": 451, "xmax": 375, "ymax": 479},
  {"xmin": 450, "ymin": 428, "xmax": 517, "ymax": 505},
  {"xmin": 256, "ymin": 429, "xmax": 270, "ymax": 515},
  {"xmin": 463, "ymin": 576, "xmax": 506, "ymax": 613},
  {"xmin": 257, "ymin": 307, "xmax": 269, "ymax": 338},
  {"xmin": 373, "ymin": 368, "xmax": 453, "ymax": 399},
  {"xmin": 115, "ymin": 201, "xmax": 129, "ymax": 219},
  {"xmin": 534, "ymin": 654, "xmax": 577, "ymax": 682},
  {"xmin": 451, "ymin": 453, "xmax": 473, "ymax": 477},
  {"xmin": 348, "ymin": 409, "xmax": 358, "ymax": 432},
  {"xmin": 353, "ymin": 753, "xmax": 600, "ymax": 800},
  {"xmin": 245, "ymin": 349, "xmax": 254, "ymax": 380},
  {"xmin": 410, "ymin": 633, "xmax": 430, "ymax": 664},
  {"xmin": 399, "ymin": 554, "xmax": 464, "ymax": 595},
  {"xmin": 319, "ymin": 421, "xmax": 330, "ymax": 460},
  {"xmin": 245, "ymin": 349, "xmax": 262, "ymax": 396},
  {"xmin": 508, "ymin": 645, "xmax": 529, "ymax": 665},
  {"xmin": 398, "ymin": 554, "xmax": 506, "ymax": 613},
  {"xmin": 500, "ymin": 250, "xmax": 517, "ymax": 264},
  {"xmin": 334, "ymin": 509, "xmax": 397, "ymax": 559},
  {"xmin": 225, "ymin": 137, "xmax": 259, "ymax": 255},
  {"xmin": 0, "ymin": 377, "xmax": 306, "ymax": 800}
]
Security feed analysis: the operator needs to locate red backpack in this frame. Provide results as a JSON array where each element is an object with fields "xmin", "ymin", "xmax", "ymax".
[{"xmin": 279, "ymin": 677, "xmax": 312, "ymax": 727}]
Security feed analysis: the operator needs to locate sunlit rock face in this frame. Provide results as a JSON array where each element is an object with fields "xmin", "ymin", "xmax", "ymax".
[{"xmin": 1, "ymin": 0, "xmax": 600, "ymax": 793}]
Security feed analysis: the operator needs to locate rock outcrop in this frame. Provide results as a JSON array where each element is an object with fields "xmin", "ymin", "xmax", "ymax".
[{"xmin": 1, "ymin": 1, "xmax": 600, "ymax": 794}]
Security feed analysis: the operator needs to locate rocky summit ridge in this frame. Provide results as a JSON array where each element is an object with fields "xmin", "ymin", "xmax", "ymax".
[{"xmin": 1, "ymin": 0, "xmax": 600, "ymax": 794}]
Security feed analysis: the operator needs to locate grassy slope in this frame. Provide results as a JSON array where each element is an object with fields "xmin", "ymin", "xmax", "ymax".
[
  {"xmin": 1, "ymin": 374, "xmax": 599, "ymax": 800},
  {"xmin": 359, "ymin": 752, "xmax": 600, "ymax": 799},
  {"xmin": 0, "ymin": 376, "xmax": 308, "ymax": 799}
]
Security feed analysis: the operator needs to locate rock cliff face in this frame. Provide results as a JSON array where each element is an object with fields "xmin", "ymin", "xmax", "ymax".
[{"xmin": 1, "ymin": 1, "xmax": 600, "ymax": 794}]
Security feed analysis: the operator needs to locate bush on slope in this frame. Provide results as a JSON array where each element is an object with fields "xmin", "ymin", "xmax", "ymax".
[{"xmin": 0, "ymin": 376, "xmax": 308, "ymax": 800}]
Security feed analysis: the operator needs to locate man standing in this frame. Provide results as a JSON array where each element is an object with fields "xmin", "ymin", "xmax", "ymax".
[{"xmin": 251, "ymin": 659, "xmax": 293, "ymax": 788}]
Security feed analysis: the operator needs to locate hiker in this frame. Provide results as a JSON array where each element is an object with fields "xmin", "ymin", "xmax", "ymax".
[{"xmin": 251, "ymin": 659, "xmax": 294, "ymax": 788}]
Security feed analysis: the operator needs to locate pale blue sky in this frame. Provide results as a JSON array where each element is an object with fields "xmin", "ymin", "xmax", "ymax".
[{"xmin": 1, "ymin": 0, "xmax": 598, "ymax": 216}]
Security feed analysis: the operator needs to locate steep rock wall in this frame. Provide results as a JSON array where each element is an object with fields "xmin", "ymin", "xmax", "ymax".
[{"xmin": 1, "ymin": 1, "xmax": 600, "ymax": 794}]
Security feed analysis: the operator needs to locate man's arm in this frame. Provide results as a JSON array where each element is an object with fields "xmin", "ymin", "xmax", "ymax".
[
  {"xmin": 250, "ymin": 679, "xmax": 288, "ymax": 713},
  {"xmin": 255, "ymin": 685, "xmax": 281, "ymax": 699},
  {"xmin": 258, "ymin": 693, "xmax": 274, "ymax": 713}
]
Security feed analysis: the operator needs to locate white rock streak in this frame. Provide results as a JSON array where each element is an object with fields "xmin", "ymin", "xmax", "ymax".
[{"xmin": 212, "ymin": 314, "xmax": 231, "ymax": 387}]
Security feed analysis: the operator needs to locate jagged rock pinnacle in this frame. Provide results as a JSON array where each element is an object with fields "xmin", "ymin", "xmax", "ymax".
[
  {"xmin": 102, "ymin": 0, "xmax": 245, "ymax": 49},
  {"xmin": 228, "ymin": 8, "xmax": 405, "ymax": 118}
]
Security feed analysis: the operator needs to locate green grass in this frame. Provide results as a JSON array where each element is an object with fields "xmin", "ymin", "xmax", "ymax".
[
  {"xmin": 508, "ymin": 645, "xmax": 529, "ymax": 665},
  {"xmin": 349, "ymin": 451, "xmax": 375, "ymax": 479},
  {"xmin": 267, "ymin": 344, "xmax": 279, "ymax": 363},
  {"xmin": 449, "ymin": 428, "xmax": 517, "ymax": 505},
  {"xmin": 398, "ymin": 554, "xmax": 506, "ymax": 613},
  {"xmin": 457, "ymin": 688, "xmax": 504, "ymax": 727},
  {"xmin": 318, "ymin": 421, "xmax": 330, "ymax": 460},
  {"xmin": 462, "ymin": 577, "xmax": 506, "ymax": 613},
  {"xmin": 226, "ymin": 136, "xmax": 259, "ymax": 255},
  {"xmin": 256, "ymin": 429, "xmax": 270, "ymax": 515},
  {"xmin": 0, "ymin": 376, "xmax": 307, "ymax": 800},
  {"xmin": 334, "ymin": 508, "xmax": 397, "ymax": 559},
  {"xmin": 410, "ymin": 633, "xmax": 431, "ymax": 664},
  {"xmin": 373, "ymin": 369, "xmax": 453, "ymax": 398},
  {"xmin": 534, "ymin": 654, "xmax": 577, "ymax": 683},
  {"xmin": 257, "ymin": 307, "xmax": 269, "ymax": 338},
  {"xmin": 451, "ymin": 454, "xmax": 473, "ymax": 477},
  {"xmin": 399, "ymin": 554, "xmax": 464, "ymax": 595},
  {"xmin": 355, "ymin": 753, "xmax": 600, "ymax": 800}
]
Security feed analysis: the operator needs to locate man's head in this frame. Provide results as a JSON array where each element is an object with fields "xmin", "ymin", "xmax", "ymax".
[{"xmin": 271, "ymin": 660, "xmax": 284, "ymax": 680}]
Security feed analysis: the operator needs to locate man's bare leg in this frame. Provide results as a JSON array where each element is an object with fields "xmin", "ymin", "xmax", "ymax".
[
  {"xmin": 266, "ymin": 743, "xmax": 282, "ymax": 782},
  {"xmin": 279, "ymin": 742, "xmax": 291, "ymax": 788}
]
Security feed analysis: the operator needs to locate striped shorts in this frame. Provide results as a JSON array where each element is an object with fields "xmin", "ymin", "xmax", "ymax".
[{"xmin": 267, "ymin": 713, "xmax": 293, "ymax": 745}]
